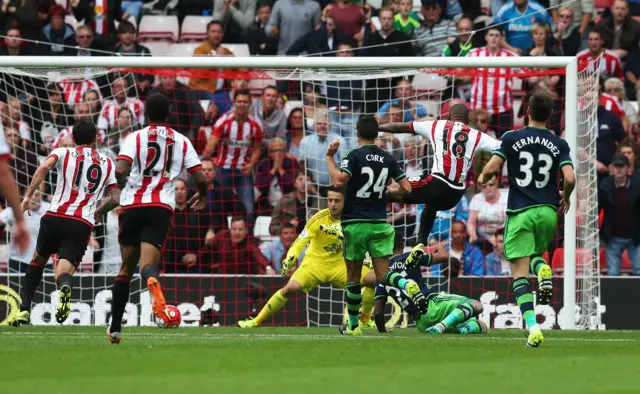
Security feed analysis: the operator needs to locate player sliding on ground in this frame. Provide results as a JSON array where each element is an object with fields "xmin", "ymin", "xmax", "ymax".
[
  {"xmin": 97, "ymin": 94, "xmax": 208, "ymax": 343},
  {"xmin": 478, "ymin": 90, "xmax": 576, "ymax": 347},
  {"xmin": 238, "ymin": 186, "xmax": 399, "ymax": 329},
  {"xmin": 9, "ymin": 121, "xmax": 120, "ymax": 326},
  {"xmin": 374, "ymin": 235, "xmax": 488, "ymax": 335},
  {"xmin": 325, "ymin": 115, "xmax": 427, "ymax": 336},
  {"xmin": 378, "ymin": 104, "xmax": 501, "ymax": 243}
]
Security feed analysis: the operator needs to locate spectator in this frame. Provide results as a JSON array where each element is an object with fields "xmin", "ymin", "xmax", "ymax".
[
  {"xmin": 379, "ymin": 103, "xmax": 407, "ymax": 158},
  {"xmin": 442, "ymin": 17, "xmax": 474, "ymax": 57},
  {"xmin": 189, "ymin": 21, "xmax": 234, "ymax": 101},
  {"xmin": 266, "ymin": 0, "xmax": 321, "ymax": 55},
  {"xmin": 70, "ymin": 0, "xmax": 124, "ymax": 48},
  {"xmin": 248, "ymin": 2, "xmax": 278, "ymax": 56},
  {"xmin": 6, "ymin": 97, "xmax": 31, "ymax": 147},
  {"xmin": 440, "ymin": 220, "xmax": 484, "ymax": 276},
  {"xmin": 551, "ymin": 6, "xmax": 581, "ymax": 56},
  {"xmin": 43, "ymin": 4, "xmax": 75, "ymax": 55},
  {"xmin": 93, "ymin": 204, "xmax": 121, "ymax": 273},
  {"xmin": 32, "ymin": 83, "xmax": 72, "ymax": 155},
  {"xmin": 600, "ymin": 85, "xmax": 630, "ymax": 136},
  {"xmin": 0, "ymin": 190, "xmax": 48, "ymax": 273},
  {"xmin": 577, "ymin": 30, "xmax": 624, "ymax": 81},
  {"xmin": 326, "ymin": 41, "xmax": 363, "ymax": 148},
  {"xmin": 261, "ymin": 222, "xmax": 298, "ymax": 272},
  {"xmin": 251, "ymin": 85, "xmax": 287, "ymax": 141},
  {"xmin": 107, "ymin": 106, "xmax": 135, "ymax": 155},
  {"xmin": 0, "ymin": 0, "xmax": 42, "ymax": 42},
  {"xmin": 270, "ymin": 171, "xmax": 324, "ymax": 235},
  {"xmin": 286, "ymin": 15, "xmax": 349, "ymax": 56},
  {"xmin": 524, "ymin": 23, "xmax": 561, "ymax": 57},
  {"xmin": 362, "ymin": 6, "xmax": 414, "ymax": 114},
  {"xmin": 467, "ymin": 177, "xmax": 508, "ymax": 254},
  {"xmin": 202, "ymin": 89, "xmax": 263, "ymax": 218},
  {"xmin": 210, "ymin": 216, "xmax": 272, "ymax": 274},
  {"xmin": 596, "ymin": 0, "xmax": 640, "ymax": 60},
  {"xmin": 112, "ymin": 20, "xmax": 154, "ymax": 100},
  {"xmin": 494, "ymin": 0, "xmax": 552, "ymax": 54},
  {"xmin": 300, "ymin": 110, "xmax": 346, "ymax": 193},
  {"xmin": 51, "ymin": 102, "xmax": 94, "ymax": 149},
  {"xmin": 150, "ymin": 75, "xmax": 204, "ymax": 139},
  {"xmin": 596, "ymin": 105, "xmax": 626, "ymax": 176},
  {"xmin": 618, "ymin": 140, "xmax": 640, "ymax": 175},
  {"xmin": 97, "ymin": 77, "xmax": 144, "ymax": 133},
  {"xmin": 430, "ymin": 195, "xmax": 469, "ymax": 243},
  {"xmin": 5, "ymin": 127, "xmax": 37, "ymax": 195},
  {"xmin": 326, "ymin": 0, "xmax": 365, "ymax": 42},
  {"xmin": 0, "ymin": 27, "xmax": 36, "ymax": 56},
  {"xmin": 623, "ymin": 48, "xmax": 640, "ymax": 100},
  {"xmin": 83, "ymin": 88, "xmax": 103, "ymax": 123},
  {"xmin": 466, "ymin": 26, "xmax": 521, "ymax": 136},
  {"xmin": 206, "ymin": 78, "xmax": 248, "ymax": 123},
  {"xmin": 255, "ymin": 137, "xmax": 302, "ymax": 214},
  {"xmin": 163, "ymin": 179, "xmax": 208, "ymax": 273},
  {"xmin": 394, "ymin": 0, "xmax": 420, "ymax": 38},
  {"xmin": 414, "ymin": 0, "xmax": 457, "ymax": 57},
  {"xmin": 65, "ymin": 25, "xmax": 98, "ymax": 56},
  {"xmin": 376, "ymin": 80, "xmax": 428, "ymax": 124},
  {"xmin": 549, "ymin": 0, "xmax": 593, "ymax": 38},
  {"xmin": 303, "ymin": 84, "xmax": 326, "ymax": 131},
  {"xmin": 212, "ymin": 0, "xmax": 256, "ymax": 44},
  {"xmin": 605, "ymin": 77, "xmax": 637, "ymax": 127},
  {"xmin": 599, "ymin": 154, "xmax": 640, "ymax": 276},
  {"xmin": 401, "ymin": 138, "xmax": 425, "ymax": 178},
  {"xmin": 484, "ymin": 228, "xmax": 511, "ymax": 276},
  {"xmin": 286, "ymin": 108, "xmax": 305, "ymax": 160}
]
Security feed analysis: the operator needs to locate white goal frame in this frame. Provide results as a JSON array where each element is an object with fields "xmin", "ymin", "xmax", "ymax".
[{"xmin": 0, "ymin": 56, "xmax": 582, "ymax": 329}]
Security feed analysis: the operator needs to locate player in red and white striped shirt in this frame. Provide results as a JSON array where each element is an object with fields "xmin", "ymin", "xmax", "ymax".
[
  {"xmin": 466, "ymin": 26, "xmax": 523, "ymax": 136},
  {"xmin": 9, "ymin": 120, "xmax": 119, "ymax": 327},
  {"xmin": 379, "ymin": 104, "xmax": 501, "ymax": 242},
  {"xmin": 577, "ymin": 31, "xmax": 624, "ymax": 81},
  {"xmin": 201, "ymin": 89, "xmax": 263, "ymax": 216},
  {"xmin": 58, "ymin": 78, "xmax": 103, "ymax": 108},
  {"xmin": 97, "ymin": 77, "xmax": 145, "ymax": 132},
  {"xmin": 99, "ymin": 94, "xmax": 208, "ymax": 344}
]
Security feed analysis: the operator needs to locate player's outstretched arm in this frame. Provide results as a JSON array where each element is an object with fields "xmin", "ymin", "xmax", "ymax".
[
  {"xmin": 187, "ymin": 170, "xmax": 209, "ymax": 210},
  {"xmin": 477, "ymin": 155, "xmax": 504, "ymax": 186},
  {"xmin": 559, "ymin": 165, "xmax": 576, "ymax": 214},
  {"xmin": 115, "ymin": 159, "xmax": 132, "ymax": 189},
  {"xmin": 378, "ymin": 122, "xmax": 413, "ymax": 135},
  {"xmin": 325, "ymin": 139, "xmax": 350, "ymax": 188},
  {"xmin": 22, "ymin": 155, "xmax": 57, "ymax": 213},
  {"xmin": 95, "ymin": 188, "xmax": 122, "ymax": 224}
]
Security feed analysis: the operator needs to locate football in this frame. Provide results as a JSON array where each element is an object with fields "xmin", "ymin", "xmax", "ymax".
[{"xmin": 156, "ymin": 305, "xmax": 181, "ymax": 329}]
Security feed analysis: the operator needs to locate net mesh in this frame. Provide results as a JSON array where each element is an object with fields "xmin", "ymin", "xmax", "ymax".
[{"xmin": 0, "ymin": 62, "xmax": 602, "ymax": 329}]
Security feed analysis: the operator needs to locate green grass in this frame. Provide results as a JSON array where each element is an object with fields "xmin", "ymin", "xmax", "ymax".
[{"xmin": 0, "ymin": 327, "xmax": 638, "ymax": 394}]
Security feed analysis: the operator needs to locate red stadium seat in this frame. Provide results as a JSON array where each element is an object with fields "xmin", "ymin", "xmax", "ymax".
[{"xmin": 180, "ymin": 16, "xmax": 213, "ymax": 42}]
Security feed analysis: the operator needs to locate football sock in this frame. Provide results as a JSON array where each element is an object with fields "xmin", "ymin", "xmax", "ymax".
[
  {"xmin": 441, "ymin": 302, "xmax": 474, "ymax": 329},
  {"xmin": 513, "ymin": 277, "xmax": 538, "ymax": 329},
  {"xmin": 254, "ymin": 289, "xmax": 288, "ymax": 325},
  {"xmin": 454, "ymin": 319, "xmax": 484, "ymax": 334},
  {"xmin": 360, "ymin": 286, "xmax": 374, "ymax": 322},
  {"xmin": 530, "ymin": 256, "xmax": 548, "ymax": 276},
  {"xmin": 346, "ymin": 282, "xmax": 362, "ymax": 330},
  {"xmin": 141, "ymin": 264, "xmax": 161, "ymax": 282},
  {"xmin": 56, "ymin": 272, "xmax": 73, "ymax": 289},
  {"xmin": 383, "ymin": 272, "xmax": 408, "ymax": 291},
  {"xmin": 109, "ymin": 275, "xmax": 131, "ymax": 333},
  {"xmin": 20, "ymin": 261, "xmax": 45, "ymax": 312}
]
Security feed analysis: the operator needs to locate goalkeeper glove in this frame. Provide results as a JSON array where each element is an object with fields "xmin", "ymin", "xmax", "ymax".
[
  {"xmin": 320, "ymin": 223, "xmax": 343, "ymax": 241},
  {"xmin": 281, "ymin": 255, "xmax": 295, "ymax": 277}
]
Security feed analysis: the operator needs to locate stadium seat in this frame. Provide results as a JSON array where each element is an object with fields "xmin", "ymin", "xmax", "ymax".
[
  {"xmin": 284, "ymin": 100, "xmax": 303, "ymax": 117},
  {"xmin": 138, "ymin": 15, "xmax": 179, "ymax": 42},
  {"xmin": 371, "ymin": 17, "xmax": 381, "ymax": 31},
  {"xmin": 368, "ymin": 0, "xmax": 383, "ymax": 8},
  {"xmin": 412, "ymin": 73, "xmax": 447, "ymax": 92},
  {"xmin": 224, "ymin": 44, "xmax": 251, "ymax": 57},
  {"xmin": 248, "ymin": 78, "xmax": 276, "ymax": 95},
  {"xmin": 180, "ymin": 15, "xmax": 213, "ymax": 42},
  {"xmin": 199, "ymin": 100, "xmax": 210, "ymax": 111},
  {"xmin": 416, "ymin": 100, "xmax": 440, "ymax": 118},
  {"xmin": 65, "ymin": 14, "xmax": 82, "ymax": 31},
  {"xmin": 255, "ymin": 216, "xmax": 276, "ymax": 241},
  {"xmin": 595, "ymin": 0, "xmax": 613, "ymax": 12},
  {"xmin": 166, "ymin": 42, "xmax": 200, "ymax": 57},
  {"xmin": 143, "ymin": 41, "xmax": 172, "ymax": 56},
  {"xmin": 481, "ymin": 0, "xmax": 490, "ymax": 14},
  {"xmin": 114, "ymin": 14, "xmax": 137, "ymax": 31}
]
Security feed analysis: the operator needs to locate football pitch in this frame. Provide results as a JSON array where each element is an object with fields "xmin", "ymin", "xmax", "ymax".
[{"xmin": 0, "ymin": 327, "xmax": 638, "ymax": 394}]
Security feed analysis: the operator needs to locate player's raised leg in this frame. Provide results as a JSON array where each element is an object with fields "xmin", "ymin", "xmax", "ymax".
[
  {"xmin": 452, "ymin": 318, "xmax": 489, "ymax": 334},
  {"xmin": 424, "ymin": 297, "xmax": 483, "ymax": 334},
  {"xmin": 382, "ymin": 242, "xmax": 427, "ymax": 309}
]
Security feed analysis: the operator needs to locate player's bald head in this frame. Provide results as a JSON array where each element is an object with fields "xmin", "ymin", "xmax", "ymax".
[{"xmin": 448, "ymin": 104, "xmax": 470, "ymax": 124}]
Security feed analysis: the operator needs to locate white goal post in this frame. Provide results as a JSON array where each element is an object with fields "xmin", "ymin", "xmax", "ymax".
[{"xmin": 0, "ymin": 55, "xmax": 595, "ymax": 330}]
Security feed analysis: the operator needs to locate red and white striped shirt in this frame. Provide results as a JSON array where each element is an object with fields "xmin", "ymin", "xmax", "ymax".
[
  {"xmin": 118, "ymin": 125, "xmax": 202, "ymax": 211},
  {"xmin": 577, "ymin": 49, "xmax": 624, "ymax": 80},
  {"xmin": 92, "ymin": 0, "xmax": 109, "ymax": 36},
  {"xmin": 411, "ymin": 120, "xmax": 501, "ymax": 188},
  {"xmin": 467, "ymin": 47, "xmax": 522, "ymax": 114},
  {"xmin": 212, "ymin": 112, "xmax": 263, "ymax": 169},
  {"xmin": 600, "ymin": 93, "xmax": 626, "ymax": 119},
  {"xmin": 58, "ymin": 79, "xmax": 103, "ymax": 107},
  {"xmin": 97, "ymin": 98, "xmax": 145, "ymax": 132},
  {"xmin": 52, "ymin": 126, "xmax": 107, "ymax": 149},
  {"xmin": 47, "ymin": 147, "xmax": 117, "ymax": 227},
  {"xmin": 0, "ymin": 124, "xmax": 10, "ymax": 160}
]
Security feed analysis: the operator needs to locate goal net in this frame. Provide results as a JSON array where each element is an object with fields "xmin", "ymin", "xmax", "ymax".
[{"xmin": 0, "ymin": 56, "xmax": 601, "ymax": 330}]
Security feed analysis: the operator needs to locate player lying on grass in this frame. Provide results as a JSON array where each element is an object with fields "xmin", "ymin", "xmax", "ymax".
[
  {"xmin": 238, "ymin": 186, "xmax": 424, "ymax": 329},
  {"xmin": 478, "ymin": 90, "xmax": 576, "ymax": 347},
  {"xmin": 378, "ymin": 104, "xmax": 501, "ymax": 244},
  {"xmin": 375, "ymin": 235, "xmax": 488, "ymax": 335}
]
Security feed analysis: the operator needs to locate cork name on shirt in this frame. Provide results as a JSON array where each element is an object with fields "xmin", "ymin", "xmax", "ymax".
[
  {"xmin": 366, "ymin": 154, "xmax": 385, "ymax": 163},
  {"xmin": 147, "ymin": 127, "xmax": 171, "ymax": 137},
  {"xmin": 512, "ymin": 136, "xmax": 560, "ymax": 157},
  {"xmin": 71, "ymin": 150, "xmax": 108, "ymax": 164}
]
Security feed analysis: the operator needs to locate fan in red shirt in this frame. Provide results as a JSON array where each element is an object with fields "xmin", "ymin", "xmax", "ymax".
[
  {"xmin": 210, "ymin": 216, "xmax": 271, "ymax": 275},
  {"xmin": 577, "ymin": 31, "xmax": 624, "ymax": 80},
  {"xmin": 600, "ymin": 90, "xmax": 629, "ymax": 136}
]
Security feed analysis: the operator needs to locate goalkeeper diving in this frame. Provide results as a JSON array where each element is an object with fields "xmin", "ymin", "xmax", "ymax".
[
  {"xmin": 238, "ymin": 186, "xmax": 425, "ymax": 328},
  {"xmin": 375, "ymin": 234, "xmax": 488, "ymax": 335}
]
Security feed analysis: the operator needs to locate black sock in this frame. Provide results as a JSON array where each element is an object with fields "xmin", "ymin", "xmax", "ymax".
[
  {"xmin": 140, "ymin": 264, "xmax": 160, "ymax": 283},
  {"xmin": 56, "ymin": 272, "xmax": 73, "ymax": 289},
  {"xmin": 20, "ymin": 261, "xmax": 45, "ymax": 312},
  {"xmin": 109, "ymin": 275, "xmax": 131, "ymax": 333}
]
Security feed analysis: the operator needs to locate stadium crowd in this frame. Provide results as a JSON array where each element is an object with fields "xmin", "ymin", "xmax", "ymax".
[{"xmin": 0, "ymin": 0, "xmax": 638, "ymax": 277}]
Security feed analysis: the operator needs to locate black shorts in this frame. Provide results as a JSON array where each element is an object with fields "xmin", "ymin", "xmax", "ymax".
[
  {"xmin": 36, "ymin": 215, "xmax": 92, "ymax": 265},
  {"xmin": 404, "ymin": 174, "xmax": 466, "ymax": 210},
  {"xmin": 118, "ymin": 206, "xmax": 172, "ymax": 250}
]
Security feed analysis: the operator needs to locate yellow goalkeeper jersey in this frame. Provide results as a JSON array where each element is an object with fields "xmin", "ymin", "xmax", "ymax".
[{"xmin": 286, "ymin": 208, "xmax": 343, "ymax": 263}]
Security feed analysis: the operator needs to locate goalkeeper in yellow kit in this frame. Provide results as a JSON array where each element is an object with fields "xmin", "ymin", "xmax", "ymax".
[{"xmin": 237, "ymin": 186, "xmax": 379, "ymax": 328}]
